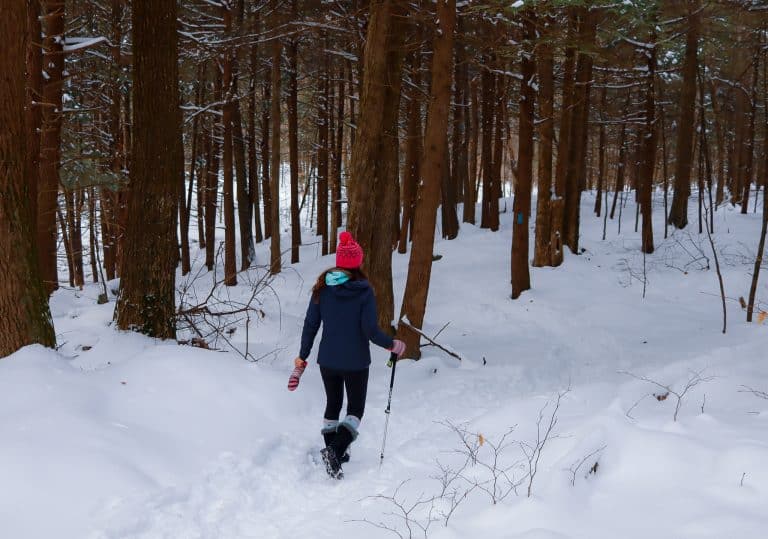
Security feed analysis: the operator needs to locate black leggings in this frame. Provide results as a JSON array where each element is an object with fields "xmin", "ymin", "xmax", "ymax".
[{"xmin": 320, "ymin": 366, "xmax": 369, "ymax": 420}]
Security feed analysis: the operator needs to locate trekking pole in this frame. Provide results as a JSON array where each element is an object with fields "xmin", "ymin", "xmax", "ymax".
[{"xmin": 379, "ymin": 352, "xmax": 398, "ymax": 467}]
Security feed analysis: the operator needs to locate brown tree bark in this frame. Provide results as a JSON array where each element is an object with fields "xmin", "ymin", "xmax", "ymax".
[
  {"xmin": 1, "ymin": 0, "xmax": 56, "ymax": 357},
  {"xmin": 637, "ymin": 27, "xmax": 658, "ymax": 254},
  {"xmin": 182, "ymin": 65, "xmax": 204, "ymax": 276},
  {"xmin": 288, "ymin": 5, "xmax": 300, "ymax": 263},
  {"xmin": 551, "ymin": 12, "xmax": 577, "ymax": 266},
  {"xmin": 609, "ymin": 92, "xmax": 631, "ymax": 224},
  {"xmin": 740, "ymin": 46, "xmax": 759, "ymax": 215},
  {"xmin": 398, "ymin": 46, "xmax": 423, "ymax": 253},
  {"xmin": 317, "ymin": 44, "xmax": 330, "ymax": 256},
  {"xmin": 330, "ymin": 64, "xmax": 345, "ymax": 253},
  {"xmin": 708, "ymin": 80, "xmax": 726, "ymax": 207},
  {"xmin": 26, "ymin": 0, "xmax": 43, "ymax": 241},
  {"xmin": 511, "ymin": 10, "xmax": 536, "ymax": 299},
  {"xmin": 195, "ymin": 67, "xmax": 207, "ymax": 250},
  {"xmin": 465, "ymin": 76, "xmax": 479, "ymax": 224},
  {"xmin": 347, "ymin": 0, "xmax": 408, "ymax": 330},
  {"xmin": 65, "ymin": 189, "xmax": 85, "ymax": 287},
  {"xmin": 533, "ymin": 16, "xmax": 554, "ymax": 267},
  {"xmin": 269, "ymin": 35, "xmax": 282, "ymax": 274},
  {"xmin": 222, "ymin": 5, "xmax": 238, "ymax": 285},
  {"xmin": 38, "ymin": 0, "xmax": 66, "ymax": 294},
  {"xmin": 234, "ymin": 102, "xmax": 253, "ymax": 270},
  {"xmin": 594, "ymin": 86, "xmax": 607, "ymax": 217},
  {"xmin": 205, "ymin": 71, "xmax": 222, "ymax": 271},
  {"xmin": 115, "ymin": 0, "xmax": 182, "ymax": 339},
  {"xmin": 563, "ymin": 7, "xmax": 597, "ymax": 254},
  {"xmin": 261, "ymin": 65, "xmax": 272, "ymax": 240},
  {"xmin": 450, "ymin": 17, "xmax": 469, "ymax": 237},
  {"xmin": 398, "ymin": 0, "xmax": 455, "ymax": 357},
  {"xmin": 668, "ymin": 0, "xmax": 700, "ymax": 229},
  {"xmin": 480, "ymin": 64, "xmax": 495, "ymax": 230},
  {"xmin": 248, "ymin": 44, "xmax": 263, "ymax": 245}
]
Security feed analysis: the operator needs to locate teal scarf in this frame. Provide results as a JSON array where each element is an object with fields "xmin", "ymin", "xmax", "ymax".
[{"xmin": 325, "ymin": 270, "xmax": 350, "ymax": 286}]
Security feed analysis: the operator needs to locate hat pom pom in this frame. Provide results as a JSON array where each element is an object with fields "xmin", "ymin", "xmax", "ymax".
[{"xmin": 339, "ymin": 231, "xmax": 353, "ymax": 245}]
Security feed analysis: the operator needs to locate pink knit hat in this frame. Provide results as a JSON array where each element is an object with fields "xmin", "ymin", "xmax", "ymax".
[{"xmin": 336, "ymin": 231, "xmax": 364, "ymax": 269}]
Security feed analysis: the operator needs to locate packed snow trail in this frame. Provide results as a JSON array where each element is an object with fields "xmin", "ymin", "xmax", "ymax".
[{"xmin": 2, "ymin": 194, "xmax": 767, "ymax": 538}]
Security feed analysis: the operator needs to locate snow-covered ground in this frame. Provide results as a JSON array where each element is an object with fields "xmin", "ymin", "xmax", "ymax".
[{"xmin": 2, "ymin": 192, "xmax": 768, "ymax": 539}]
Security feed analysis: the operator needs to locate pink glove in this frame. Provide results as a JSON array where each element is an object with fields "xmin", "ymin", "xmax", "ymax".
[
  {"xmin": 288, "ymin": 358, "xmax": 307, "ymax": 391},
  {"xmin": 389, "ymin": 339, "xmax": 406, "ymax": 358}
]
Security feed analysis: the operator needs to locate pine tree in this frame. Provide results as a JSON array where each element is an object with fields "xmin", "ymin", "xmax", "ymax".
[
  {"xmin": 0, "ymin": 0, "xmax": 56, "ymax": 357},
  {"xmin": 115, "ymin": 0, "xmax": 183, "ymax": 339}
]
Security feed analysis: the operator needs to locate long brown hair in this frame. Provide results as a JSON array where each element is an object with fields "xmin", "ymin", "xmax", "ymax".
[{"xmin": 311, "ymin": 267, "xmax": 369, "ymax": 302}]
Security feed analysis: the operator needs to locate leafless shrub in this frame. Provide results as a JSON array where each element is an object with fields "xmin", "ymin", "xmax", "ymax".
[
  {"xmin": 175, "ymin": 246, "xmax": 278, "ymax": 361},
  {"xmin": 439, "ymin": 420, "xmax": 524, "ymax": 504},
  {"xmin": 356, "ymin": 390, "xmax": 570, "ymax": 537},
  {"xmin": 620, "ymin": 369, "xmax": 715, "ymax": 421},
  {"xmin": 521, "ymin": 387, "xmax": 569, "ymax": 497},
  {"xmin": 350, "ymin": 481, "xmax": 440, "ymax": 539}
]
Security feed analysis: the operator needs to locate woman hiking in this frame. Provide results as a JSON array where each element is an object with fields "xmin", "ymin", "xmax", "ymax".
[{"xmin": 287, "ymin": 231, "xmax": 405, "ymax": 479}]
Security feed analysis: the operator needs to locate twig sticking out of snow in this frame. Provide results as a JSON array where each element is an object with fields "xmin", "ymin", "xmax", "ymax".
[
  {"xmin": 738, "ymin": 385, "xmax": 768, "ymax": 400},
  {"xmin": 350, "ymin": 480, "xmax": 439, "ymax": 539},
  {"xmin": 619, "ymin": 369, "xmax": 715, "ymax": 421},
  {"xmin": 567, "ymin": 445, "xmax": 607, "ymax": 487}
]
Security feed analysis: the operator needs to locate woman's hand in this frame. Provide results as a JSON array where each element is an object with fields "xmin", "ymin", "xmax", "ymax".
[
  {"xmin": 288, "ymin": 357, "xmax": 307, "ymax": 391},
  {"xmin": 389, "ymin": 339, "xmax": 406, "ymax": 359}
]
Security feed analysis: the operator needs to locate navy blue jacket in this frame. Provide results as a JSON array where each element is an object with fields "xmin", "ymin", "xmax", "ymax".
[{"xmin": 299, "ymin": 279, "xmax": 394, "ymax": 371}]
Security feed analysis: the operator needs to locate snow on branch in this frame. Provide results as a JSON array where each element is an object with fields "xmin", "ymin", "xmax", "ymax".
[{"xmin": 63, "ymin": 36, "xmax": 109, "ymax": 53}]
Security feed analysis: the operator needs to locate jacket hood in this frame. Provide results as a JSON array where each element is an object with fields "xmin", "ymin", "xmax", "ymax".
[{"xmin": 328, "ymin": 278, "xmax": 371, "ymax": 298}]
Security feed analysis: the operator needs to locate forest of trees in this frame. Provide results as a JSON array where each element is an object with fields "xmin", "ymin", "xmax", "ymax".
[{"xmin": 2, "ymin": 0, "xmax": 768, "ymax": 359}]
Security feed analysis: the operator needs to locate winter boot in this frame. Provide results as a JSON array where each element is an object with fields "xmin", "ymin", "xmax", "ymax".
[
  {"xmin": 320, "ymin": 446, "xmax": 343, "ymax": 479},
  {"xmin": 321, "ymin": 420, "xmax": 349, "ymax": 464}
]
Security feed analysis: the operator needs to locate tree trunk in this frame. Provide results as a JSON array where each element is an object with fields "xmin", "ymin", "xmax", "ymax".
[
  {"xmin": 511, "ymin": 10, "xmax": 536, "ymax": 298},
  {"xmin": 115, "ymin": 0, "xmax": 182, "ymax": 339},
  {"xmin": 465, "ymin": 76, "xmax": 479, "ymax": 225},
  {"xmin": 740, "ymin": 47, "xmax": 758, "ymax": 215},
  {"xmin": 551, "ymin": 13, "xmax": 577, "ymax": 266},
  {"xmin": 398, "ymin": 0, "xmax": 455, "ymax": 357},
  {"xmin": 449, "ymin": 18, "xmax": 468, "ymax": 237},
  {"xmin": 533, "ymin": 18, "xmax": 554, "ymax": 267},
  {"xmin": 222, "ymin": 5, "xmax": 238, "ymax": 285},
  {"xmin": 0, "ymin": 0, "xmax": 56, "ymax": 356},
  {"xmin": 347, "ymin": 0, "xmax": 408, "ymax": 330},
  {"xmin": 637, "ymin": 28, "xmax": 657, "ymax": 254},
  {"xmin": 261, "ymin": 65, "xmax": 272, "ymax": 240},
  {"xmin": 232, "ymin": 101, "xmax": 252, "ymax": 270},
  {"xmin": 26, "ymin": 0, "xmax": 43, "ymax": 243},
  {"xmin": 269, "ymin": 35, "xmax": 282, "ymax": 274},
  {"xmin": 563, "ymin": 7, "xmax": 597, "ymax": 254},
  {"xmin": 480, "ymin": 64, "xmax": 495, "ymax": 230},
  {"xmin": 330, "ymin": 64, "xmax": 345, "ymax": 253},
  {"xmin": 594, "ymin": 86, "xmax": 607, "ymax": 217},
  {"xmin": 398, "ymin": 46, "xmax": 423, "ymax": 253},
  {"xmin": 248, "ymin": 45, "xmax": 263, "ymax": 244},
  {"xmin": 288, "ymin": 11, "xmax": 300, "ymax": 263},
  {"xmin": 668, "ymin": 0, "xmax": 700, "ymax": 229},
  {"xmin": 205, "ymin": 71, "xmax": 222, "ymax": 271},
  {"xmin": 38, "ymin": 0, "xmax": 66, "ymax": 294},
  {"xmin": 610, "ymin": 92, "xmax": 630, "ymax": 221},
  {"xmin": 317, "ymin": 44, "xmax": 330, "ymax": 256}
]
